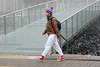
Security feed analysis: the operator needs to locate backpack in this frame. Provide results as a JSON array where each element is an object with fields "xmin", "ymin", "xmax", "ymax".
[{"xmin": 51, "ymin": 17, "xmax": 61, "ymax": 31}]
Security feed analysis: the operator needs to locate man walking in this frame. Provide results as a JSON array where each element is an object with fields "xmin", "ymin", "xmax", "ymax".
[{"xmin": 39, "ymin": 7, "xmax": 65, "ymax": 61}]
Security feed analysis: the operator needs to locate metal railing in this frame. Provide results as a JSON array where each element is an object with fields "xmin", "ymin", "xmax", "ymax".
[
  {"xmin": 0, "ymin": 0, "xmax": 52, "ymax": 15},
  {"xmin": 0, "ymin": 0, "xmax": 91, "ymax": 37},
  {"xmin": 54, "ymin": 0, "xmax": 100, "ymax": 54},
  {"xmin": 0, "ymin": 0, "xmax": 61, "ymax": 36},
  {"xmin": 0, "ymin": 0, "xmax": 97, "ymax": 15}
]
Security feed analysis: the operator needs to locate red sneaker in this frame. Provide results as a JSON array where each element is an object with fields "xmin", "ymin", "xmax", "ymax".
[
  {"xmin": 57, "ymin": 56, "xmax": 65, "ymax": 61},
  {"xmin": 39, "ymin": 56, "xmax": 44, "ymax": 60}
]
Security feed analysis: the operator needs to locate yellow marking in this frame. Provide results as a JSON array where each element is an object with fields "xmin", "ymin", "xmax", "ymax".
[
  {"xmin": 0, "ymin": 55, "xmax": 29, "ymax": 59},
  {"xmin": 0, "ymin": 66, "xmax": 14, "ymax": 67}
]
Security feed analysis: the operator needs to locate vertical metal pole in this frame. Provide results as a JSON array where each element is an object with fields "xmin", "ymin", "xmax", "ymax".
[
  {"xmin": 21, "ymin": 11, "xmax": 23, "ymax": 27},
  {"xmin": 87, "ymin": 0, "xmax": 89, "ymax": 5},
  {"xmin": 40, "ymin": 5, "xmax": 42, "ymax": 19},
  {"xmin": 34, "ymin": 7, "xmax": 36, "ymax": 21},
  {"xmin": 98, "ymin": 2, "xmax": 100, "ymax": 15},
  {"xmin": 2, "ymin": 0, "xmax": 3, "ymax": 14},
  {"xmin": 66, "ymin": 20, "xmax": 67, "ymax": 42},
  {"xmin": 54, "ymin": 1, "xmax": 56, "ymax": 13},
  {"xmin": 97, "ymin": 2, "xmax": 99, "ymax": 16},
  {"xmin": 46, "ymin": 2, "xmax": 48, "ymax": 10},
  {"xmin": 15, "ymin": 0, "xmax": 16, "ymax": 11},
  {"xmin": 28, "ymin": 9, "xmax": 30, "ymax": 24},
  {"xmin": 66, "ymin": 20, "xmax": 68, "ymax": 54},
  {"xmin": 95, "ymin": 3, "xmax": 96, "ymax": 17},
  {"xmin": 59, "ymin": 31, "xmax": 62, "ymax": 48},
  {"xmin": 89, "ymin": 6, "xmax": 90, "ymax": 20},
  {"xmin": 92, "ymin": 4, "xmax": 93, "ymax": 18},
  {"xmin": 81, "ymin": 10, "xmax": 83, "ymax": 27},
  {"xmin": 26, "ymin": 0, "xmax": 29, "ymax": 8},
  {"xmin": 10, "ymin": 0, "xmax": 12, "ymax": 12},
  {"xmin": 59, "ymin": 0, "xmax": 60, "ymax": 11},
  {"xmin": 72, "ymin": 17, "xmax": 73, "ymax": 36},
  {"xmin": 98, "ymin": 1, "xmax": 100, "ymax": 15},
  {"xmin": 71, "ymin": 16, "xmax": 73, "ymax": 54},
  {"xmin": 56, "ymin": 0, "xmax": 58, "ymax": 12},
  {"xmin": 62, "ymin": 0, "xmax": 65, "ymax": 10},
  {"xmin": 12, "ymin": 0, "xmax": 13, "ymax": 12},
  {"xmin": 77, "ymin": 13, "xmax": 78, "ymax": 31},
  {"xmin": 85, "ymin": 8, "xmax": 87, "ymax": 23},
  {"xmin": 13, "ymin": 13, "xmax": 15, "ymax": 31},
  {"xmin": 4, "ymin": 16, "xmax": 6, "ymax": 35},
  {"xmin": 98, "ymin": 1, "xmax": 100, "ymax": 14}
]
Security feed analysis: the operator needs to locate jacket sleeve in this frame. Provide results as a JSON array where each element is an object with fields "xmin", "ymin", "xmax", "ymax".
[
  {"xmin": 43, "ymin": 28, "xmax": 47, "ymax": 34},
  {"xmin": 52, "ymin": 18, "xmax": 60, "ymax": 38}
]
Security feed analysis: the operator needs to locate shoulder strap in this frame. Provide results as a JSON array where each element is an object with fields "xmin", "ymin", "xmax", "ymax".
[
  {"xmin": 51, "ymin": 17, "xmax": 55, "ymax": 23},
  {"xmin": 51, "ymin": 17, "xmax": 55, "ymax": 30}
]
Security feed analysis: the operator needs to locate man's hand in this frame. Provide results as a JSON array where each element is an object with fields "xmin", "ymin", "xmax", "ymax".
[
  {"xmin": 58, "ymin": 37, "xmax": 60, "ymax": 39},
  {"xmin": 42, "ymin": 33, "xmax": 45, "ymax": 35}
]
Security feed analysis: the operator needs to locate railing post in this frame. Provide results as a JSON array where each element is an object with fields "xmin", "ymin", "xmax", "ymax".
[
  {"xmin": 58, "ymin": 0, "xmax": 60, "ymax": 11},
  {"xmin": 66, "ymin": 20, "xmax": 67, "ymax": 42},
  {"xmin": 15, "ymin": 0, "xmax": 16, "ymax": 11},
  {"xmin": 89, "ymin": 6, "xmax": 90, "ymax": 20},
  {"xmin": 77, "ymin": 13, "xmax": 78, "ymax": 31},
  {"xmin": 98, "ymin": 2, "xmax": 100, "ymax": 15},
  {"xmin": 13, "ymin": 13, "xmax": 15, "ymax": 31},
  {"xmin": 72, "ymin": 16, "xmax": 73, "ymax": 54},
  {"xmin": 81, "ymin": 10, "xmax": 83, "ymax": 27},
  {"xmin": 4, "ymin": 16, "xmax": 6, "ymax": 35},
  {"xmin": 92, "ymin": 4, "xmax": 93, "ymax": 18},
  {"xmin": 28, "ymin": 9, "xmax": 30, "ymax": 24},
  {"xmin": 98, "ymin": 1, "xmax": 100, "ymax": 14},
  {"xmin": 59, "ymin": 31, "xmax": 62, "ymax": 48},
  {"xmin": 34, "ymin": 7, "xmax": 36, "ymax": 21},
  {"xmin": 95, "ymin": 3, "xmax": 96, "ymax": 17},
  {"xmin": 62, "ymin": 0, "xmax": 65, "ymax": 10},
  {"xmin": 21, "ymin": 10, "xmax": 23, "ymax": 27},
  {"xmin": 97, "ymin": 2, "xmax": 99, "ymax": 16},
  {"xmin": 66, "ymin": 20, "xmax": 68, "ymax": 54},
  {"xmin": 85, "ymin": 8, "xmax": 87, "ymax": 23},
  {"xmin": 40, "ymin": 5, "xmax": 42, "ymax": 19},
  {"xmin": 45, "ymin": 2, "xmax": 48, "ymax": 10},
  {"xmin": 87, "ymin": 0, "xmax": 89, "ymax": 5},
  {"xmin": 2, "ymin": 0, "xmax": 3, "ymax": 14},
  {"xmin": 72, "ymin": 17, "xmax": 73, "ymax": 36}
]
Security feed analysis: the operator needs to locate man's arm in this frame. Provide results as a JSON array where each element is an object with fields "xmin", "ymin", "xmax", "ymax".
[
  {"xmin": 42, "ymin": 29, "xmax": 47, "ymax": 35},
  {"xmin": 52, "ymin": 18, "xmax": 60, "ymax": 38}
]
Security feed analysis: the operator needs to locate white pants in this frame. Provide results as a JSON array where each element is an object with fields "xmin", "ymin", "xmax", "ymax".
[{"xmin": 42, "ymin": 34, "xmax": 64, "ymax": 57}]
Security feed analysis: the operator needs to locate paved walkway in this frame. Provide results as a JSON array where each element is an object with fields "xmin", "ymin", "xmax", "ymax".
[{"xmin": 0, "ymin": 54, "xmax": 100, "ymax": 67}]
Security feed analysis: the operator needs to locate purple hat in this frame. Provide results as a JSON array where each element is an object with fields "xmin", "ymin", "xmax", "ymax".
[{"xmin": 46, "ymin": 7, "xmax": 53, "ymax": 14}]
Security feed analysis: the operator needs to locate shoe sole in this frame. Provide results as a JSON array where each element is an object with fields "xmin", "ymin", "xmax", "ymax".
[
  {"xmin": 36, "ymin": 56, "xmax": 44, "ymax": 61},
  {"xmin": 57, "ymin": 59, "xmax": 65, "ymax": 61}
]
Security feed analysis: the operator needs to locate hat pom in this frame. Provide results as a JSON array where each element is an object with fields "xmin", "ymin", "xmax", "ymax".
[{"xmin": 51, "ymin": 7, "xmax": 53, "ymax": 9}]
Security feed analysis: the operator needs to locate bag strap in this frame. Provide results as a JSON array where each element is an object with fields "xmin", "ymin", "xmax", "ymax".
[{"xmin": 51, "ymin": 17, "xmax": 55, "ymax": 31}]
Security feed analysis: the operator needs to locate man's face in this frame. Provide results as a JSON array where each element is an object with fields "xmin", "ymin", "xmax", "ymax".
[{"xmin": 46, "ymin": 12, "xmax": 50, "ymax": 16}]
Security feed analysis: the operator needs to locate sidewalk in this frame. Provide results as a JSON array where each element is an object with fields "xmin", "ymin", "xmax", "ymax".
[{"xmin": 0, "ymin": 54, "xmax": 100, "ymax": 67}]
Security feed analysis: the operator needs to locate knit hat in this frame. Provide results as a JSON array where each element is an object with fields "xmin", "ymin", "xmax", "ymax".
[{"xmin": 46, "ymin": 7, "xmax": 53, "ymax": 14}]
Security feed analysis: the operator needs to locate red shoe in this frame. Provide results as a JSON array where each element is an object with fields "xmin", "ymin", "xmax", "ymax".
[
  {"xmin": 39, "ymin": 56, "xmax": 44, "ymax": 60},
  {"xmin": 57, "ymin": 56, "xmax": 65, "ymax": 61}
]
